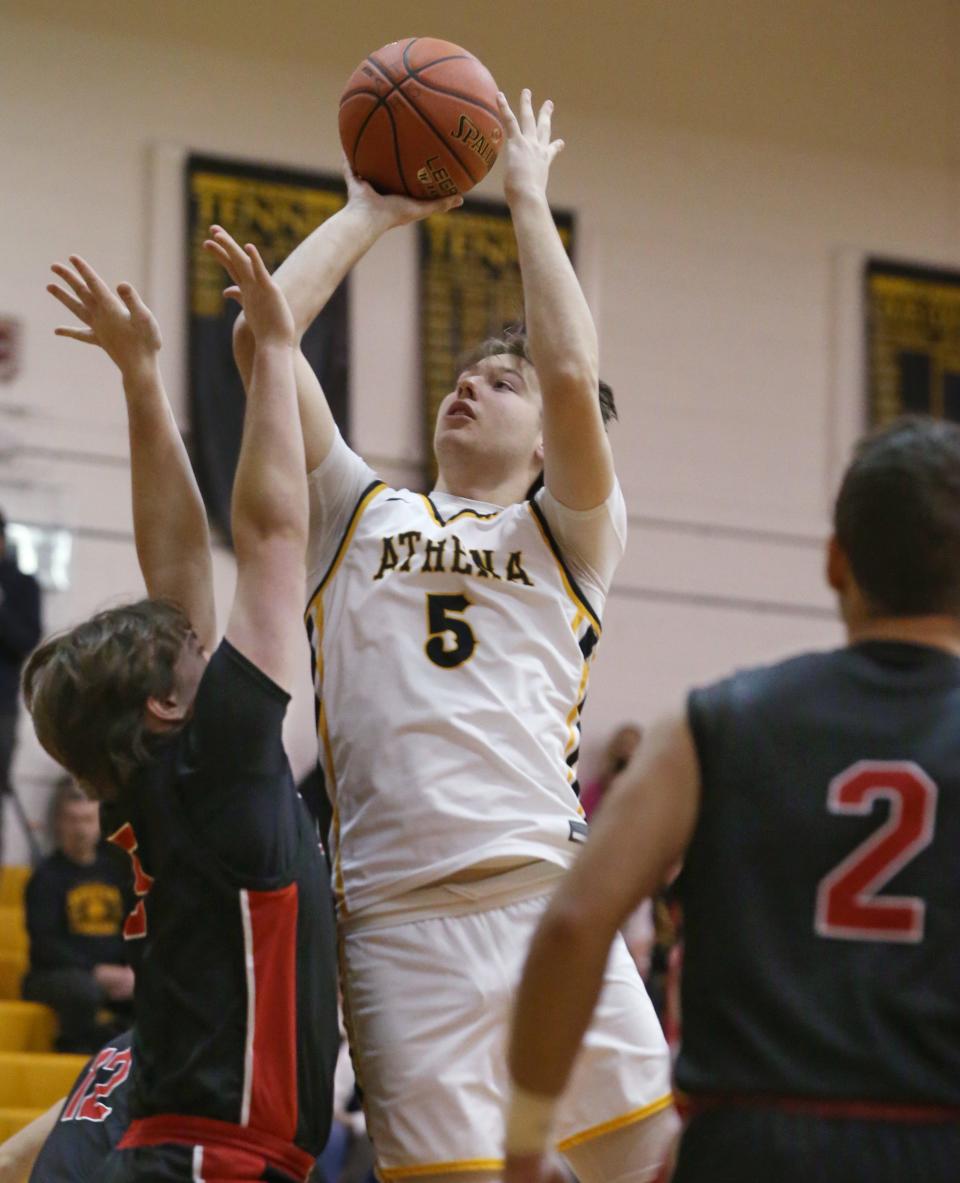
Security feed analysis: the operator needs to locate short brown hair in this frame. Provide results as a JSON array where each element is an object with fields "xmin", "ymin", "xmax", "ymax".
[
  {"xmin": 459, "ymin": 326, "xmax": 618, "ymax": 426},
  {"xmin": 834, "ymin": 416, "xmax": 960, "ymax": 618},
  {"xmin": 23, "ymin": 599, "xmax": 193, "ymax": 799}
]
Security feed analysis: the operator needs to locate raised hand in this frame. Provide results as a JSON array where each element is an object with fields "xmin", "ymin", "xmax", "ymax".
[
  {"xmin": 47, "ymin": 257, "xmax": 161, "ymax": 378},
  {"xmin": 203, "ymin": 226, "xmax": 295, "ymax": 348},
  {"xmin": 496, "ymin": 89, "xmax": 564, "ymax": 204},
  {"xmin": 342, "ymin": 154, "xmax": 463, "ymax": 231}
]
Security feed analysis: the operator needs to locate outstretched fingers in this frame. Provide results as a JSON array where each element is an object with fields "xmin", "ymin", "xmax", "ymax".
[
  {"xmin": 116, "ymin": 282, "xmax": 148, "ymax": 316},
  {"xmin": 69, "ymin": 256, "xmax": 113, "ymax": 304},
  {"xmin": 496, "ymin": 90, "xmax": 522, "ymax": 139},
  {"xmin": 46, "ymin": 281, "xmax": 88, "ymax": 323},
  {"xmin": 518, "ymin": 87, "xmax": 537, "ymax": 136},
  {"xmin": 50, "ymin": 263, "xmax": 90, "ymax": 306},
  {"xmin": 536, "ymin": 99, "xmax": 554, "ymax": 145},
  {"xmin": 243, "ymin": 242, "xmax": 271, "ymax": 285},
  {"xmin": 53, "ymin": 326, "xmax": 98, "ymax": 345},
  {"xmin": 211, "ymin": 225, "xmax": 252, "ymax": 274}
]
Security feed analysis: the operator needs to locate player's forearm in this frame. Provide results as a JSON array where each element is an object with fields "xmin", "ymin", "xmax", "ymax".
[
  {"xmin": 0, "ymin": 1098, "xmax": 61, "ymax": 1182},
  {"xmin": 122, "ymin": 362, "xmax": 215, "ymax": 642},
  {"xmin": 508, "ymin": 897, "xmax": 614, "ymax": 1097},
  {"xmin": 272, "ymin": 204, "xmax": 391, "ymax": 338},
  {"xmin": 231, "ymin": 343, "xmax": 308, "ymax": 551},
  {"xmin": 233, "ymin": 204, "xmax": 387, "ymax": 471},
  {"xmin": 510, "ymin": 191, "xmax": 598, "ymax": 395}
]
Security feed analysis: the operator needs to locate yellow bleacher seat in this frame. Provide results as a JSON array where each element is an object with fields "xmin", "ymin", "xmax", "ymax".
[
  {"xmin": 0, "ymin": 906, "xmax": 28, "ymax": 955},
  {"xmin": 0, "ymin": 1002, "xmax": 57, "ymax": 1053},
  {"xmin": 0, "ymin": 950, "xmax": 27, "ymax": 1001},
  {"xmin": 0, "ymin": 866, "xmax": 31, "ymax": 908},
  {"xmin": 0, "ymin": 1052, "xmax": 86, "ymax": 1109}
]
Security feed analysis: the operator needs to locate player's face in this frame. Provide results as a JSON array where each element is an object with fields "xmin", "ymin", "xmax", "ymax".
[
  {"xmin": 433, "ymin": 355, "xmax": 543, "ymax": 476},
  {"xmin": 143, "ymin": 629, "xmax": 209, "ymax": 732},
  {"xmin": 57, "ymin": 799, "xmax": 102, "ymax": 864}
]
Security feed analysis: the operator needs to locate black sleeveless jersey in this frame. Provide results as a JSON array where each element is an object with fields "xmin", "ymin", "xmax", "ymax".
[
  {"xmin": 29, "ymin": 1030, "xmax": 133, "ymax": 1183},
  {"xmin": 676, "ymin": 641, "xmax": 960, "ymax": 1105},
  {"xmin": 99, "ymin": 640, "xmax": 338, "ymax": 1159}
]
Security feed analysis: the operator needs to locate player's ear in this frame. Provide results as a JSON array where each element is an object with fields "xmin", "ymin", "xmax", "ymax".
[
  {"xmin": 826, "ymin": 535, "xmax": 849, "ymax": 594},
  {"xmin": 534, "ymin": 436, "xmax": 544, "ymax": 465},
  {"xmin": 144, "ymin": 695, "xmax": 188, "ymax": 728}
]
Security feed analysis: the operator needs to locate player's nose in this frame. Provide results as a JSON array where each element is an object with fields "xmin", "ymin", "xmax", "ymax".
[{"xmin": 456, "ymin": 376, "xmax": 478, "ymax": 400}]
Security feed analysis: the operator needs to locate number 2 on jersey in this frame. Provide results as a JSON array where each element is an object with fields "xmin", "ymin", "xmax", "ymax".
[
  {"xmin": 814, "ymin": 761, "xmax": 938, "ymax": 944},
  {"xmin": 425, "ymin": 594, "xmax": 475, "ymax": 668}
]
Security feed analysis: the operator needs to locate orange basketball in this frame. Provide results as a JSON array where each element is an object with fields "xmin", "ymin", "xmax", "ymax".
[{"xmin": 339, "ymin": 38, "xmax": 503, "ymax": 198}]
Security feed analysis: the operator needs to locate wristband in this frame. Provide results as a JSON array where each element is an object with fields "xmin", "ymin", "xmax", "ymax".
[{"xmin": 504, "ymin": 1082, "xmax": 558, "ymax": 1155}]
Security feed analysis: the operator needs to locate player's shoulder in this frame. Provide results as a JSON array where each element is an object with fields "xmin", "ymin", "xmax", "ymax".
[{"xmin": 692, "ymin": 647, "xmax": 848, "ymax": 716}]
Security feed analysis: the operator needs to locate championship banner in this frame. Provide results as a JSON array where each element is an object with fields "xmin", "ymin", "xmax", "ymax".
[
  {"xmin": 187, "ymin": 155, "xmax": 348, "ymax": 541},
  {"xmin": 419, "ymin": 199, "xmax": 574, "ymax": 470},
  {"xmin": 866, "ymin": 258, "xmax": 960, "ymax": 426}
]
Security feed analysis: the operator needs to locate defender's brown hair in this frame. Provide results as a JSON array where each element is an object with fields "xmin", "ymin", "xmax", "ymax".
[{"xmin": 23, "ymin": 599, "xmax": 193, "ymax": 800}]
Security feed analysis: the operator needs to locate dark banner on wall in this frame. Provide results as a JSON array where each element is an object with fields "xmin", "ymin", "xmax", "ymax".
[
  {"xmin": 186, "ymin": 155, "xmax": 348, "ymax": 541},
  {"xmin": 418, "ymin": 199, "xmax": 574, "ymax": 473},
  {"xmin": 866, "ymin": 258, "xmax": 960, "ymax": 426}
]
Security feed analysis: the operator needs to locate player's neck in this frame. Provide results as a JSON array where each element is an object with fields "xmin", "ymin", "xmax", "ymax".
[
  {"xmin": 433, "ymin": 467, "xmax": 532, "ymax": 507},
  {"xmin": 846, "ymin": 615, "xmax": 960, "ymax": 657}
]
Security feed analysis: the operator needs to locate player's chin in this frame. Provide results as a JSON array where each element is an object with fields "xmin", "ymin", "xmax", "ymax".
[{"xmin": 436, "ymin": 418, "xmax": 478, "ymax": 447}]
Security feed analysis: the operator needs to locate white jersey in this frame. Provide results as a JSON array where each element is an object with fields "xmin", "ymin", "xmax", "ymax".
[{"xmin": 305, "ymin": 433, "xmax": 627, "ymax": 919}]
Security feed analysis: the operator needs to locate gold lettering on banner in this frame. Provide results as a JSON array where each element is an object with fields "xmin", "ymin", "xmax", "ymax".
[
  {"xmin": 866, "ymin": 262, "xmax": 960, "ymax": 425},
  {"xmin": 189, "ymin": 171, "xmax": 345, "ymax": 318}
]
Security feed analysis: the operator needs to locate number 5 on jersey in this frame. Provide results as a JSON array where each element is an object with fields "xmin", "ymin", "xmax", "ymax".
[{"xmin": 425, "ymin": 594, "xmax": 476, "ymax": 668}]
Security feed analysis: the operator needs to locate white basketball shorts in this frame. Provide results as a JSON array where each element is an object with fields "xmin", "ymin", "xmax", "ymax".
[{"xmin": 339, "ymin": 885, "xmax": 674, "ymax": 1179}]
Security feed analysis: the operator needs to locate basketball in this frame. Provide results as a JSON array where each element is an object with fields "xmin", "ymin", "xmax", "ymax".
[{"xmin": 339, "ymin": 37, "xmax": 503, "ymax": 199}]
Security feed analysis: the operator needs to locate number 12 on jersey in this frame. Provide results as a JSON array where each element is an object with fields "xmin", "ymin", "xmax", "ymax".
[{"xmin": 814, "ymin": 761, "xmax": 938, "ymax": 944}]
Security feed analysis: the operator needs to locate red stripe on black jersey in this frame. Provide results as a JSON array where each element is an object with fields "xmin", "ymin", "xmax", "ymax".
[{"xmin": 241, "ymin": 884, "xmax": 299, "ymax": 1140}]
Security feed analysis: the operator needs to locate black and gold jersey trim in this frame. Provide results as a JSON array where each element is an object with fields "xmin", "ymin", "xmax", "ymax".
[
  {"xmin": 421, "ymin": 494, "xmax": 504, "ymax": 527},
  {"xmin": 527, "ymin": 499, "xmax": 602, "ymax": 633},
  {"xmin": 306, "ymin": 479, "xmax": 386, "ymax": 613}
]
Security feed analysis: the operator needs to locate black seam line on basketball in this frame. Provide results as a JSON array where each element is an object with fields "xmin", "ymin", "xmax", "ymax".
[
  {"xmin": 360, "ymin": 47, "xmax": 475, "ymax": 105},
  {"xmin": 405, "ymin": 75, "xmax": 502, "ymax": 122},
  {"xmin": 364, "ymin": 50, "xmax": 481, "ymax": 185},
  {"xmin": 350, "ymin": 88, "xmax": 386, "ymax": 161},
  {"xmin": 401, "ymin": 36, "xmax": 474, "ymax": 80},
  {"xmin": 349, "ymin": 54, "xmax": 406, "ymax": 165},
  {"xmin": 383, "ymin": 98, "xmax": 415, "ymax": 197},
  {"xmin": 389, "ymin": 80, "xmax": 481, "ymax": 185},
  {"xmin": 361, "ymin": 52, "xmax": 420, "ymax": 193},
  {"xmin": 399, "ymin": 36, "xmax": 500, "ymax": 123},
  {"xmin": 341, "ymin": 86, "xmax": 392, "ymax": 102}
]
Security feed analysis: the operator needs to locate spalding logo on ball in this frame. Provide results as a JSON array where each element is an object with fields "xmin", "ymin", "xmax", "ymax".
[{"xmin": 339, "ymin": 38, "xmax": 503, "ymax": 198}]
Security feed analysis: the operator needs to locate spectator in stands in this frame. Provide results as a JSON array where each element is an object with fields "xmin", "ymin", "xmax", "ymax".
[
  {"xmin": 580, "ymin": 722, "xmax": 642, "ymax": 818},
  {"xmin": 21, "ymin": 780, "xmax": 132, "ymax": 1052},
  {"xmin": 0, "ymin": 510, "xmax": 42, "ymax": 864}
]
